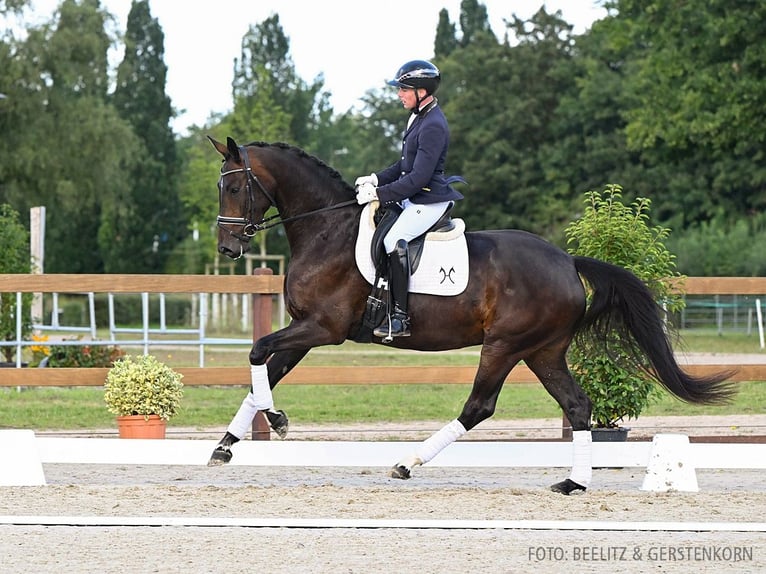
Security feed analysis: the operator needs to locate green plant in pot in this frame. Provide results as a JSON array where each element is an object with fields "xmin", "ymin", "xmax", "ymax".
[
  {"xmin": 104, "ymin": 354, "xmax": 184, "ymax": 438},
  {"xmin": 565, "ymin": 185, "xmax": 685, "ymax": 437},
  {"xmin": 0, "ymin": 204, "xmax": 33, "ymax": 365}
]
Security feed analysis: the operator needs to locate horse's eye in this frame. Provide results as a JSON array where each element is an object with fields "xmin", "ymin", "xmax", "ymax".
[{"xmin": 230, "ymin": 186, "xmax": 240, "ymax": 194}]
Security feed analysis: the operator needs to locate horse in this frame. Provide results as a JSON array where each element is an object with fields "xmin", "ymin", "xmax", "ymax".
[{"xmin": 206, "ymin": 136, "xmax": 734, "ymax": 494}]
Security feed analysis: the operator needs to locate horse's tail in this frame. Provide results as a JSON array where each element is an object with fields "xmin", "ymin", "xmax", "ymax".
[{"xmin": 573, "ymin": 256, "xmax": 736, "ymax": 405}]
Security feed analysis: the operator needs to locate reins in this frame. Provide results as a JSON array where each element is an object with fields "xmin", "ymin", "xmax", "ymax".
[{"xmin": 216, "ymin": 146, "xmax": 357, "ymax": 239}]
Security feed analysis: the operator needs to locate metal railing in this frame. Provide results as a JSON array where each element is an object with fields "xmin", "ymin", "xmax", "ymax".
[{"xmin": 0, "ymin": 272, "xmax": 281, "ymax": 368}]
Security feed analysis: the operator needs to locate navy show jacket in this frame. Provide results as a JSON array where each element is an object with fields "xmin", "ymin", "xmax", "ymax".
[{"xmin": 375, "ymin": 103, "xmax": 464, "ymax": 206}]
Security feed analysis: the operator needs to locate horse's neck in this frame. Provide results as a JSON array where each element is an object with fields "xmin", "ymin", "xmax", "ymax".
[
  {"xmin": 264, "ymin": 147, "xmax": 358, "ymax": 255},
  {"xmin": 283, "ymin": 205, "xmax": 359, "ymax": 261}
]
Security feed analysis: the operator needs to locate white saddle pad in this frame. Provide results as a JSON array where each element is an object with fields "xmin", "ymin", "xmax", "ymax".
[{"xmin": 354, "ymin": 202, "xmax": 469, "ymax": 296}]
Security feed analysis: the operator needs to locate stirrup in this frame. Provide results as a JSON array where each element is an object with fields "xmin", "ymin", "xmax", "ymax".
[{"xmin": 373, "ymin": 312, "xmax": 411, "ymax": 342}]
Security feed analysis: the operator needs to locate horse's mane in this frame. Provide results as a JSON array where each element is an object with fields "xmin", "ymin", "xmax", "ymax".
[{"xmin": 246, "ymin": 141, "xmax": 354, "ymax": 194}]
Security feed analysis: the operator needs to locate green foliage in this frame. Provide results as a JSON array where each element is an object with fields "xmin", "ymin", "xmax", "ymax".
[
  {"xmin": 565, "ymin": 185, "xmax": 684, "ymax": 427},
  {"xmin": 109, "ymin": 0, "xmax": 183, "ymax": 273},
  {"xmin": 4, "ymin": 2, "xmax": 766, "ymax": 276},
  {"xmin": 596, "ymin": 0, "xmax": 766, "ymax": 227},
  {"xmin": 667, "ymin": 215, "xmax": 766, "ymax": 277},
  {"xmin": 104, "ymin": 354, "xmax": 184, "ymax": 420},
  {"xmin": 0, "ymin": 204, "xmax": 32, "ymax": 362},
  {"xmin": 434, "ymin": 8, "xmax": 458, "ymax": 58},
  {"xmin": 232, "ymin": 14, "xmax": 329, "ymax": 152},
  {"xmin": 456, "ymin": 0, "xmax": 495, "ymax": 47},
  {"xmin": 47, "ymin": 339, "xmax": 124, "ymax": 368},
  {"xmin": 441, "ymin": 7, "xmax": 579, "ymax": 235},
  {"xmin": 566, "ymin": 185, "xmax": 684, "ymax": 311}
]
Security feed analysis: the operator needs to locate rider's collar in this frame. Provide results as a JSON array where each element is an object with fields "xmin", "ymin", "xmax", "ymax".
[{"xmin": 412, "ymin": 96, "xmax": 437, "ymax": 116}]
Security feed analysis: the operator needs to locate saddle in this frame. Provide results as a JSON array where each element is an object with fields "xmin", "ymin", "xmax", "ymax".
[
  {"xmin": 370, "ymin": 202, "xmax": 455, "ymax": 274},
  {"xmin": 354, "ymin": 201, "xmax": 469, "ymax": 343}
]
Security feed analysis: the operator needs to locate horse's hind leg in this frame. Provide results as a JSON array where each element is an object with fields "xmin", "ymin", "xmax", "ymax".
[
  {"xmin": 208, "ymin": 349, "xmax": 308, "ymax": 466},
  {"xmin": 525, "ymin": 348, "xmax": 593, "ymax": 495},
  {"xmin": 390, "ymin": 341, "xmax": 514, "ymax": 479}
]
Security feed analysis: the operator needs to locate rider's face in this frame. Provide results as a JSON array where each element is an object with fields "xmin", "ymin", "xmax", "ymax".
[{"xmin": 398, "ymin": 87, "xmax": 420, "ymax": 110}]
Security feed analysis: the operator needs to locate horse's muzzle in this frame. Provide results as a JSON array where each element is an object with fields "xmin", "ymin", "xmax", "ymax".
[{"xmin": 218, "ymin": 242, "xmax": 248, "ymax": 260}]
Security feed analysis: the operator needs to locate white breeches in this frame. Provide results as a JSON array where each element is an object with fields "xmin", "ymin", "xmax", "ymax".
[{"xmin": 383, "ymin": 199, "xmax": 452, "ymax": 253}]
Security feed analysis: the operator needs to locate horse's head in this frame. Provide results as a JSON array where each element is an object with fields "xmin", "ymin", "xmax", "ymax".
[{"xmin": 208, "ymin": 136, "xmax": 276, "ymax": 259}]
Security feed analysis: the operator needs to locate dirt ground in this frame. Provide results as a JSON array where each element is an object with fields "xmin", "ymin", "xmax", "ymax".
[
  {"xmin": 1, "ymin": 414, "xmax": 764, "ymax": 573},
  {"xmin": 1, "ymin": 465, "xmax": 764, "ymax": 574}
]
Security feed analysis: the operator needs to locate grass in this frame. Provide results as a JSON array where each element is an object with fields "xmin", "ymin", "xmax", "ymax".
[
  {"xmin": 2, "ymin": 379, "xmax": 763, "ymax": 432},
  {"xmin": 2, "ymin": 328, "xmax": 763, "ymax": 431}
]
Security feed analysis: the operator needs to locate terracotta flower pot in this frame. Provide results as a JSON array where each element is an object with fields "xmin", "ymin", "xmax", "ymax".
[{"xmin": 116, "ymin": 414, "xmax": 167, "ymax": 439}]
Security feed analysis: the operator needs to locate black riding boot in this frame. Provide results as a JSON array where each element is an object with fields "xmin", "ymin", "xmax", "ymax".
[{"xmin": 374, "ymin": 240, "xmax": 411, "ymax": 341}]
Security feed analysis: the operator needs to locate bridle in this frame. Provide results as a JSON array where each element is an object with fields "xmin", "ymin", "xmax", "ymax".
[{"xmin": 216, "ymin": 145, "xmax": 356, "ymax": 243}]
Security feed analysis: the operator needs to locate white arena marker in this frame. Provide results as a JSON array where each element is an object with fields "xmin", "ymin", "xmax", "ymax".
[
  {"xmin": 641, "ymin": 433, "xmax": 698, "ymax": 493},
  {"xmin": 0, "ymin": 430, "xmax": 46, "ymax": 486}
]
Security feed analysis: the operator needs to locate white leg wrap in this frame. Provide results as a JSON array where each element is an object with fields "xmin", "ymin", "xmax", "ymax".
[
  {"xmin": 226, "ymin": 392, "xmax": 259, "ymax": 439},
  {"xmin": 225, "ymin": 365, "xmax": 274, "ymax": 439},
  {"xmin": 568, "ymin": 429, "xmax": 592, "ymax": 487},
  {"xmin": 249, "ymin": 364, "xmax": 274, "ymax": 411},
  {"xmin": 414, "ymin": 419, "xmax": 467, "ymax": 465}
]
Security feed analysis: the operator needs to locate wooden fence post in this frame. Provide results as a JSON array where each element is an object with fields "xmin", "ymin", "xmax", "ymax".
[
  {"xmin": 561, "ymin": 412, "xmax": 572, "ymax": 441},
  {"xmin": 251, "ymin": 267, "xmax": 274, "ymax": 440}
]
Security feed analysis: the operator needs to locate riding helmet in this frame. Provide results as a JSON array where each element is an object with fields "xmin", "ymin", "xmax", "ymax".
[{"xmin": 387, "ymin": 60, "xmax": 441, "ymax": 95}]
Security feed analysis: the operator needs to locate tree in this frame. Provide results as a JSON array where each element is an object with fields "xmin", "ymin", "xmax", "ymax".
[
  {"xmin": 441, "ymin": 7, "xmax": 578, "ymax": 235},
  {"xmin": 19, "ymin": 0, "xmax": 140, "ymax": 273},
  {"xmin": 539, "ymin": 15, "xmax": 643, "ymax": 241},
  {"xmin": 457, "ymin": 0, "xmax": 494, "ymax": 47},
  {"xmin": 232, "ymin": 14, "xmax": 328, "ymax": 152},
  {"xmin": 607, "ymin": 0, "xmax": 766, "ymax": 225},
  {"xmin": 0, "ymin": 0, "xmax": 27, "ymax": 13},
  {"xmin": 229, "ymin": 68, "xmax": 291, "ymax": 143},
  {"xmin": 434, "ymin": 8, "xmax": 458, "ymax": 58},
  {"xmin": 0, "ymin": 12, "xmax": 51, "ymax": 213},
  {"xmin": 0, "ymin": 204, "xmax": 32, "ymax": 362},
  {"xmin": 110, "ymin": 0, "xmax": 183, "ymax": 272}
]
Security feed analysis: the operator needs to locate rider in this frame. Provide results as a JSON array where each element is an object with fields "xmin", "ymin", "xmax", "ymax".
[{"xmin": 355, "ymin": 59, "xmax": 464, "ymax": 340}]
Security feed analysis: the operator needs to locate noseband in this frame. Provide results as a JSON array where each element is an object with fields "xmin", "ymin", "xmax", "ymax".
[{"xmin": 217, "ymin": 145, "xmax": 357, "ymax": 246}]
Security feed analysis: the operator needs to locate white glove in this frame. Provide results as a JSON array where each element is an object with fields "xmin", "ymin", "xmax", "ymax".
[
  {"xmin": 356, "ymin": 182, "xmax": 378, "ymax": 205},
  {"xmin": 354, "ymin": 173, "xmax": 378, "ymax": 187}
]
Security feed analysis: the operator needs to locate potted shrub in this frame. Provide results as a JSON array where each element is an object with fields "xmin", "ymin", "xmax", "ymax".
[
  {"xmin": 104, "ymin": 354, "xmax": 184, "ymax": 439},
  {"xmin": 0, "ymin": 204, "xmax": 33, "ymax": 366},
  {"xmin": 565, "ymin": 185, "xmax": 685, "ymax": 439}
]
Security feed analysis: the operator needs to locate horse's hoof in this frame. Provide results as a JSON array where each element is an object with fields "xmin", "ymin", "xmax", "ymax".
[
  {"xmin": 550, "ymin": 478, "xmax": 587, "ymax": 495},
  {"xmin": 389, "ymin": 465, "xmax": 411, "ymax": 480},
  {"xmin": 266, "ymin": 409, "xmax": 289, "ymax": 439},
  {"xmin": 207, "ymin": 446, "xmax": 233, "ymax": 466}
]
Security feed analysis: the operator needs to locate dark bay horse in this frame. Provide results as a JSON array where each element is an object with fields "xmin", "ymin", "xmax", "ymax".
[{"xmin": 207, "ymin": 136, "xmax": 733, "ymax": 494}]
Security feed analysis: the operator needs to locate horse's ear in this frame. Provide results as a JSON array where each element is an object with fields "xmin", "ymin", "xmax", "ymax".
[
  {"xmin": 207, "ymin": 136, "xmax": 229, "ymax": 158},
  {"xmin": 226, "ymin": 137, "xmax": 241, "ymax": 162},
  {"xmin": 207, "ymin": 136, "xmax": 241, "ymax": 162}
]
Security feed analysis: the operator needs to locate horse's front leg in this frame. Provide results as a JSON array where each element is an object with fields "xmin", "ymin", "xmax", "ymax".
[
  {"xmin": 207, "ymin": 348, "xmax": 308, "ymax": 466},
  {"xmin": 208, "ymin": 320, "xmax": 345, "ymax": 466}
]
